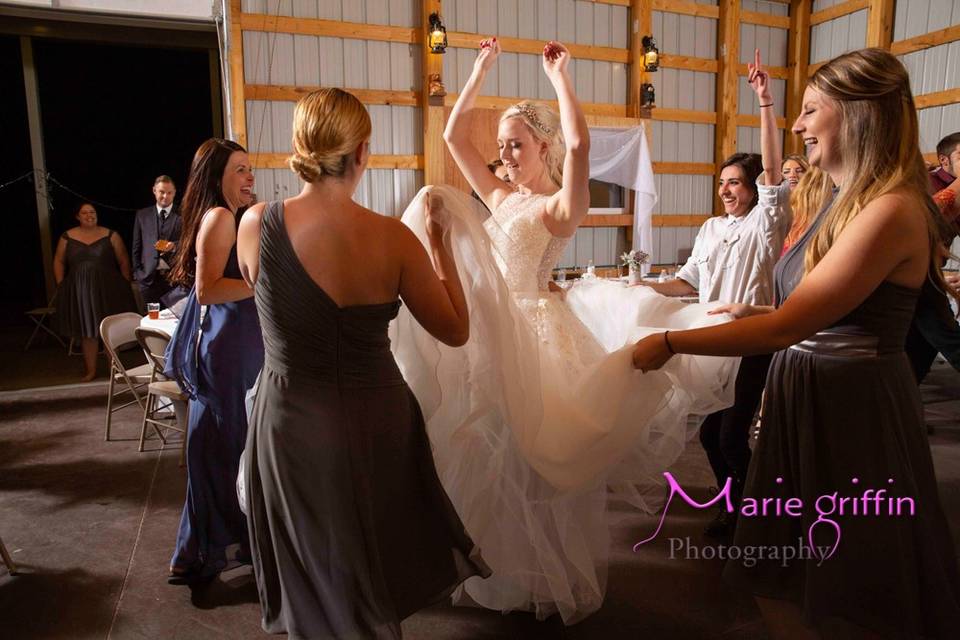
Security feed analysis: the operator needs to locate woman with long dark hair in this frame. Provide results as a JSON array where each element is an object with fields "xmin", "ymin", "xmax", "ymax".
[{"xmin": 165, "ymin": 138, "xmax": 264, "ymax": 580}]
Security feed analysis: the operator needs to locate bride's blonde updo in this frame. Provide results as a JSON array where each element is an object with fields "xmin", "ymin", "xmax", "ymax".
[
  {"xmin": 289, "ymin": 88, "xmax": 372, "ymax": 182},
  {"xmin": 500, "ymin": 101, "xmax": 565, "ymax": 187}
]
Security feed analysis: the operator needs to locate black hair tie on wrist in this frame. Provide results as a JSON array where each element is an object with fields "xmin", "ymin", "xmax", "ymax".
[
  {"xmin": 759, "ymin": 103, "xmax": 774, "ymax": 108},
  {"xmin": 664, "ymin": 331, "xmax": 676, "ymax": 355}
]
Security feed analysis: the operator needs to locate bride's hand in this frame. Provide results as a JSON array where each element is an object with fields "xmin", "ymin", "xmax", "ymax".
[
  {"xmin": 542, "ymin": 41, "xmax": 570, "ymax": 78},
  {"xmin": 425, "ymin": 191, "xmax": 449, "ymax": 243},
  {"xmin": 632, "ymin": 333, "xmax": 673, "ymax": 372},
  {"xmin": 475, "ymin": 38, "xmax": 501, "ymax": 73},
  {"xmin": 707, "ymin": 303, "xmax": 754, "ymax": 319}
]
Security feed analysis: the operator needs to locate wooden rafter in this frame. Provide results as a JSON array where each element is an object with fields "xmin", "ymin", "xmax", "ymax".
[
  {"xmin": 810, "ymin": 0, "xmax": 869, "ymax": 26},
  {"xmin": 785, "ymin": 0, "xmax": 811, "ymax": 156},
  {"xmin": 866, "ymin": 0, "xmax": 895, "ymax": 49},
  {"xmin": 442, "ymin": 93, "xmax": 629, "ymax": 118},
  {"xmin": 251, "ymin": 153, "xmax": 423, "ymax": 170},
  {"xmin": 228, "ymin": 0, "xmax": 247, "ymax": 148},
  {"xmin": 246, "ymin": 85, "xmax": 420, "ymax": 106},
  {"xmin": 714, "ymin": 0, "xmax": 740, "ymax": 215},
  {"xmin": 652, "ymin": 0, "xmax": 718, "ymax": 19},
  {"xmin": 915, "ymin": 88, "xmax": 960, "ymax": 110},
  {"xmin": 651, "ymin": 108, "xmax": 717, "ymax": 125},
  {"xmin": 653, "ymin": 162, "xmax": 716, "ymax": 175},
  {"xmin": 890, "ymin": 24, "xmax": 960, "ymax": 56},
  {"xmin": 445, "ymin": 31, "xmax": 628, "ymax": 64},
  {"xmin": 239, "ymin": 13, "xmax": 418, "ymax": 44},
  {"xmin": 423, "ymin": 0, "xmax": 443, "ymax": 185}
]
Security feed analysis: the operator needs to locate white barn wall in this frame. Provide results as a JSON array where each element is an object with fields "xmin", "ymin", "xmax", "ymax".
[
  {"xmin": 240, "ymin": 0, "xmax": 422, "ymax": 214},
  {"xmin": 894, "ymin": 0, "xmax": 960, "ymax": 153}
]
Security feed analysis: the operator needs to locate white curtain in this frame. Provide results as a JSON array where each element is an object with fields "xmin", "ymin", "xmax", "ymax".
[{"xmin": 587, "ymin": 125, "xmax": 657, "ymax": 272}]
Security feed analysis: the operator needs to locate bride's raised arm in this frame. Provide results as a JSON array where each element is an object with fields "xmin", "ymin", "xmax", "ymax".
[
  {"xmin": 443, "ymin": 38, "xmax": 514, "ymax": 211},
  {"xmin": 542, "ymin": 42, "xmax": 590, "ymax": 236}
]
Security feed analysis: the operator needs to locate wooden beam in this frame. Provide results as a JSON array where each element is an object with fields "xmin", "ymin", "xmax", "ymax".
[
  {"xmin": 736, "ymin": 114, "xmax": 788, "ymax": 129},
  {"xmin": 251, "ymin": 153, "xmax": 424, "ymax": 170},
  {"xmin": 423, "ymin": 0, "xmax": 443, "ymax": 185},
  {"xmin": 229, "ymin": 0, "xmax": 247, "ymax": 149},
  {"xmin": 628, "ymin": 0, "xmax": 651, "ymax": 118},
  {"xmin": 651, "ymin": 0, "xmax": 719, "ymax": 19},
  {"xmin": 239, "ymin": 13, "xmax": 418, "ymax": 44},
  {"xmin": 714, "ymin": 0, "xmax": 740, "ymax": 214},
  {"xmin": 446, "ymin": 31, "xmax": 628, "ymax": 64},
  {"xmin": 786, "ymin": 0, "xmax": 811, "ymax": 156},
  {"xmin": 584, "ymin": 114, "xmax": 643, "ymax": 128},
  {"xmin": 652, "ymin": 214, "xmax": 712, "ymax": 227},
  {"xmin": 660, "ymin": 54, "xmax": 719, "ymax": 73},
  {"xmin": 246, "ymin": 85, "xmax": 420, "ymax": 106},
  {"xmin": 590, "ymin": 0, "xmax": 630, "ymax": 6},
  {"xmin": 581, "ymin": 214, "xmax": 634, "ymax": 227},
  {"xmin": 442, "ymin": 93, "xmax": 628, "ymax": 117},
  {"xmin": 651, "ymin": 107, "xmax": 717, "ymax": 124},
  {"xmin": 653, "ymin": 162, "xmax": 716, "ymax": 175},
  {"xmin": 741, "ymin": 10, "xmax": 790, "ymax": 29},
  {"xmin": 809, "ymin": 60, "xmax": 825, "ymax": 75},
  {"xmin": 810, "ymin": 0, "xmax": 869, "ymax": 26},
  {"xmin": 890, "ymin": 24, "xmax": 960, "ymax": 56},
  {"xmin": 736, "ymin": 63, "xmax": 789, "ymax": 79},
  {"xmin": 915, "ymin": 87, "xmax": 960, "ymax": 110},
  {"xmin": 866, "ymin": 0, "xmax": 895, "ymax": 49}
]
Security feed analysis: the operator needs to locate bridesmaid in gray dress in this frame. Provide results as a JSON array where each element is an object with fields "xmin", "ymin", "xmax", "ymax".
[
  {"xmin": 237, "ymin": 88, "xmax": 488, "ymax": 639},
  {"xmin": 633, "ymin": 49, "xmax": 960, "ymax": 638}
]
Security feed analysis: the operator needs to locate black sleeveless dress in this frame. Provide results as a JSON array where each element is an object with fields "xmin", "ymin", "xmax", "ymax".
[
  {"xmin": 244, "ymin": 201, "xmax": 488, "ymax": 639},
  {"xmin": 723, "ymin": 206, "xmax": 960, "ymax": 637},
  {"xmin": 56, "ymin": 230, "xmax": 136, "ymax": 338}
]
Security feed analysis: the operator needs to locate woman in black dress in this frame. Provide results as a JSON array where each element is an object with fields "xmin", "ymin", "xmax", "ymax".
[
  {"xmin": 237, "ymin": 88, "xmax": 487, "ymax": 639},
  {"xmin": 53, "ymin": 202, "xmax": 136, "ymax": 380},
  {"xmin": 633, "ymin": 48, "xmax": 960, "ymax": 638}
]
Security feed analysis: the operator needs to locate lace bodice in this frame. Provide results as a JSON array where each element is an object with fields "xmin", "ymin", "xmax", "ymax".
[{"xmin": 483, "ymin": 191, "xmax": 571, "ymax": 295}]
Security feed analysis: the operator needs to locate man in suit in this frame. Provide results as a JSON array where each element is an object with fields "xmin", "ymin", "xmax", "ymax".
[{"xmin": 132, "ymin": 175, "xmax": 181, "ymax": 307}]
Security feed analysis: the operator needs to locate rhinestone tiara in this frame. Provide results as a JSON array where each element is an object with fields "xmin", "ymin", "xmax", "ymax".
[{"xmin": 512, "ymin": 103, "xmax": 552, "ymax": 135}]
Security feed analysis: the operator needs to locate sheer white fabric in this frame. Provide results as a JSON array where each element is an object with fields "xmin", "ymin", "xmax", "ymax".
[{"xmin": 391, "ymin": 186, "xmax": 739, "ymax": 624}]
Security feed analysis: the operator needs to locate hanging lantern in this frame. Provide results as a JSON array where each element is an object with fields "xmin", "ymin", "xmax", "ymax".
[
  {"xmin": 428, "ymin": 13, "xmax": 448, "ymax": 54},
  {"xmin": 641, "ymin": 36, "xmax": 659, "ymax": 72}
]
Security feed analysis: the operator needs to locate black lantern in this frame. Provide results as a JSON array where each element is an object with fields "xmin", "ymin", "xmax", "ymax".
[
  {"xmin": 641, "ymin": 35, "xmax": 659, "ymax": 72},
  {"xmin": 428, "ymin": 13, "xmax": 448, "ymax": 54},
  {"xmin": 641, "ymin": 83, "xmax": 656, "ymax": 109}
]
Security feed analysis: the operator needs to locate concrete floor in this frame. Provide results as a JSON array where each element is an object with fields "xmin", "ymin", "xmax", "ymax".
[{"xmin": 1, "ymin": 339, "xmax": 959, "ymax": 639}]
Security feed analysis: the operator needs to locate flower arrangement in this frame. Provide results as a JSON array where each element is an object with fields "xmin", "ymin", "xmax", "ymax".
[{"xmin": 620, "ymin": 250, "xmax": 650, "ymax": 270}]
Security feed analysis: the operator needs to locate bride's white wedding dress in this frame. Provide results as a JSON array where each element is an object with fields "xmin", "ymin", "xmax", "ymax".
[{"xmin": 392, "ymin": 186, "xmax": 739, "ymax": 623}]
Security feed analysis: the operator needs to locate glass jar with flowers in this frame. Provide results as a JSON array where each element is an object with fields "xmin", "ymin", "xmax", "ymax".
[{"xmin": 620, "ymin": 249, "xmax": 649, "ymax": 285}]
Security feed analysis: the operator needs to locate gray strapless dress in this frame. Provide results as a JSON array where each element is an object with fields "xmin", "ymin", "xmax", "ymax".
[
  {"xmin": 723, "ymin": 207, "xmax": 960, "ymax": 637},
  {"xmin": 244, "ymin": 202, "xmax": 488, "ymax": 639}
]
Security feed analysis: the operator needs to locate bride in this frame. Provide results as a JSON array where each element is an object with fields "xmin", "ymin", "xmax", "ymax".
[{"xmin": 392, "ymin": 40, "xmax": 738, "ymax": 623}]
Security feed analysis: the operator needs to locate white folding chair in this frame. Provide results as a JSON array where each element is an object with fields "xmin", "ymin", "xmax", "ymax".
[
  {"xmin": 135, "ymin": 327, "xmax": 188, "ymax": 466},
  {"xmin": 100, "ymin": 313, "xmax": 153, "ymax": 441},
  {"xmin": 0, "ymin": 533, "xmax": 16, "ymax": 575}
]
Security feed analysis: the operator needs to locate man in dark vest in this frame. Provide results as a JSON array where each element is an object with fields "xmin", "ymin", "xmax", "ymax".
[{"xmin": 132, "ymin": 175, "xmax": 181, "ymax": 308}]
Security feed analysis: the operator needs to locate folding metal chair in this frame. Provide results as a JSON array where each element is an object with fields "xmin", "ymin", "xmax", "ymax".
[
  {"xmin": 135, "ymin": 327, "xmax": 188, "ymax": 466},
  {"xmin": 0, "ymin": 534, "xmax": 16, "ymax": 575},
  {"xmin": 100, "ymin": 313, "xmax": 153, "ymax": 441},
  {"xmin": 23, "ymin": 291, "xmax": 66, "ymax": 351}
]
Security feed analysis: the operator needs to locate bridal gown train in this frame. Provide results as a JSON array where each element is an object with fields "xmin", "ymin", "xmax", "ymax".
[{"xmin": 392, "ymin": 186, "xmax": 740, "ymax": 623}]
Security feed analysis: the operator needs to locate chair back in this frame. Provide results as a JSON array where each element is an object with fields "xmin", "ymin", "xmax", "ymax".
[
  {"xmin": 135, "ymin": 327, "xmax": 171, "ymax": 376},
  {"xmin": 100, "ymin": 312, "xmax": 144, "ymax": 362}
]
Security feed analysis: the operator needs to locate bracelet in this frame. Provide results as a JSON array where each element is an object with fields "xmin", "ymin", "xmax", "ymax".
[
  {"xmin": 663, "ymin": 331, "xmax": 676, "ymax": 355},
  {"xmin": 759, "ymin": 103, "xmax": 774, "ymax": 108}
]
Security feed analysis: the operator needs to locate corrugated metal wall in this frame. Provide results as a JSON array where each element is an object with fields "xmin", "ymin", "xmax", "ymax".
[
  {"xmin": 894, "ymin": 0, "xmax": 960, "ymax": 153},
  {"xmin": 810, "ymin": 0, "xmax": 869, "ymax": 66},
  {"xmin": 240, "ymin": 0, "xmax": 424, "ymax": 216},
  {"xmin": 737, "ymin": 0, "xmax": 788, "ymax": 156}
]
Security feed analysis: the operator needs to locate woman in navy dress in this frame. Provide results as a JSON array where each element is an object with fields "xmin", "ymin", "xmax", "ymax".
[{"xmin": 165, "ymin": 138, "xmax": 264, "ymax": 580}]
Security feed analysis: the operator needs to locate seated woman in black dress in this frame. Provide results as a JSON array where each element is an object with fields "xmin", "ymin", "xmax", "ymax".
[
  {"xmin": 633, "ymin": 48, "xmax": 960, "ymax": 638},
  {"xmin": 237, "ymin": 88, "xmax": 488, "ymax": 639},
  {"xmin": 53, "ymin": 202, "xmax": 136, "ymax": 381}
]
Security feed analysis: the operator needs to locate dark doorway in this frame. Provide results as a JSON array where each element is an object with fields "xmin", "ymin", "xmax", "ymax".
[{"xmin": 1, "ymin": 33, "xmax": 220, "ymax": 325}]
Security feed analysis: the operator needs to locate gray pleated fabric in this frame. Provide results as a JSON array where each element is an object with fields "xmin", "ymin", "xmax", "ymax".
[{"xmin": 245, "ymin": 201, "xmax": 488, "ymax": 640}]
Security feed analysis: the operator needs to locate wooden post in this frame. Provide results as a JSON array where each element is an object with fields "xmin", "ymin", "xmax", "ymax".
[
  {"xmin": 866, "ymin": 0, "xmax": 895, "ymax": 50},
  {"xmin": 422, "ymin": 0, "xmax": 444, "ymax": 186},
  {"xmin": 628, "ymin": 0, "xmax": 651, "ymax": 118},
  {"xmin": 713, "ymin": 0, "xmax": 740, "ymax": 215},
  {"xmin": 785, "ymin": 0, "xmax": 811, "ymax": 156},
  {"xmin": 229, "ymin": 0, "xmax": 248, "ymax": 148},
  {"xmin": 21, "ymin": 36, "xmax": 55, "ymax": 303}
]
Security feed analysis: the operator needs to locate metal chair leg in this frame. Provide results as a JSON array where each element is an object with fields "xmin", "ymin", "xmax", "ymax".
[
  {"xmin": 104, "ymin": 364, "xmax": 117, "ymax": 441},
  {"xmin": 0, "ymin": 535, "xmax": 17, "ymax": 575}
]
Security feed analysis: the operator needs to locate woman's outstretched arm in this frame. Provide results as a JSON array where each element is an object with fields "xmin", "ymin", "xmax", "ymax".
[
  {"xmin": 750, "ymin": 49, "xmax": 782, "ymax": 187},
  {"xmin": 443, "ymin": 38, "xmax": 513, "ymax": 211},
  {"xmin": 543, "ymin": 42, "xmax": 591, "ymax": 236}
]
